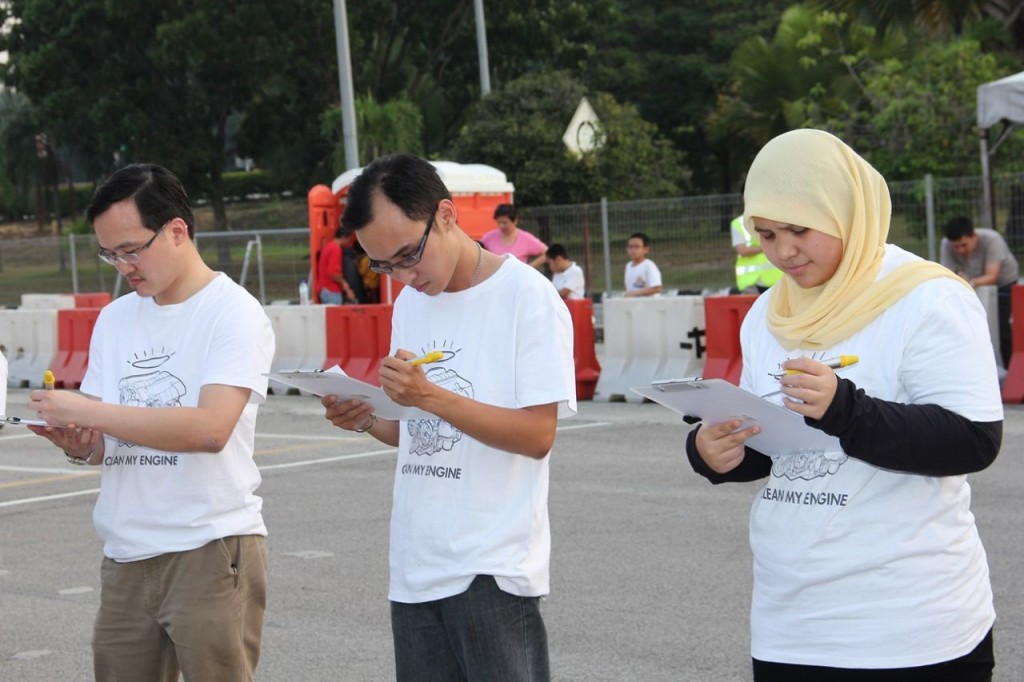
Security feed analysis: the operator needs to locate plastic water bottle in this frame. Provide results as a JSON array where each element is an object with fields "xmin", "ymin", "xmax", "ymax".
[{"xmin": 298, "ymin": 280, "xmax": 310, "ymax": 306}]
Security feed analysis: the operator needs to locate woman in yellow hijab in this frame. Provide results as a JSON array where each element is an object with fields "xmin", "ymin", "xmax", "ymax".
[{"xmin": 686, "ymin": 129, "xmax": 1002, "ymax": 680}]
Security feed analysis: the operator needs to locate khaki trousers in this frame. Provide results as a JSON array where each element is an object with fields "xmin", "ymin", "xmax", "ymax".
[{"xmin": 93, "ymin": 535, "xmax": 267, "ymax": 682}]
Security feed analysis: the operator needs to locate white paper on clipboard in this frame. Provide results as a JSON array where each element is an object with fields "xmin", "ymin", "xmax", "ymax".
[
  {"xmin": 264, "ymin": 365, "xmax": 432, "ymax": 421},
  {"xmin": 631, "ymin": 378, "xmax": 842, "ymax": 457}
]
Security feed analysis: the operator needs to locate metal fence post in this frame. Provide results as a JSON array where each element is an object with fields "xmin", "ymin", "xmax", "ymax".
[
  {"xmin": 69, "ymin": 233, "xmax": 79, "ymax": 294},
  {"xmin": 601, "ymin": 197, "xmax": 611, "ymax": 296},
  {"xmin": 924, "ymin": 174, "xmax": 936, "ymax": 262}
]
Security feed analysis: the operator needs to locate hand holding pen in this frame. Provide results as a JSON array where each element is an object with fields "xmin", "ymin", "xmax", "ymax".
[
  {"xmin": 379, "ymin": 349, "xmax": 445, "ymax": 407},
  {"xmin": 769, "ymin": 355, "xmax": 858, "ymax": 379},
  {"xmin": 766, "ymin": 355, "xmax": 857, "ymax": 421},
  {"xmin": 26, "ymin": 369, "xmax": 102, "ymax": 463}
]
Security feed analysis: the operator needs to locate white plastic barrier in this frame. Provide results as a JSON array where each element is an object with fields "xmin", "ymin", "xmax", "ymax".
[
  {"xmin": 264, "ymin": 305, "xmax": 327, "ymax": 395},
  {"xmin": 20, "ymin": 293, "xmax": 76, "ymax": 310},
  {"xmin": 594, "ymin": 296, "xmax": 707, "ymax": 403},
  {"xmin": 0, "ymin": 309, "xmax": 59, "ymax": 388}
]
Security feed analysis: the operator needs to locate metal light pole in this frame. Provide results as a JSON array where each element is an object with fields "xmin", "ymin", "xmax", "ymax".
[
  {"xmin": 473, "ymin": 0, "xmax": 491, "ymax": 96},
  {"xmin": 333, "ymin": 0, "xmax": 359, "ymax": 169}
]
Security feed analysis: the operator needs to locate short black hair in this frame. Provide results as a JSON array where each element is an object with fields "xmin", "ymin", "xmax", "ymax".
[
  {"xmin": 943, "ymin": 216, "xmax": 975, "ymax": 241},
  {"xmin": 494, "ymin": 203, "xmax": 518, "ymax": 221},
  {"xmin": 628, "ymin": 232, "xmax": 651, "ymax": 247},
  {"xmin": 547, "ymin": 243, "xmax": 569, "ymax": 260},
  {"xmin": 342, "ymin": 154, "xmax": 451, "ymax": 231},
  {"xmin": 86, "ymin": 164, "xmax": 195, "ymax": 239}
]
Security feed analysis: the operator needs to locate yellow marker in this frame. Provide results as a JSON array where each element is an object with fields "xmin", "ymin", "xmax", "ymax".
[
  {"xmin": 43, "ymin": 370, "xmax": 56, "ymax": 390},
  {"xmin": 408, "ymin": 351, "xmax": 444, "ymax": 367},
  {"xmin": 770, "ymin": 355, "xmax": 858, "ymax": 379}
]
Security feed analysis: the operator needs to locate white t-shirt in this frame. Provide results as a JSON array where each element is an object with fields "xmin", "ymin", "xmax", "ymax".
[
  {"xmin": 552, "ymin": 262, "xmax": 585, "ymax": 300},
  {"xmin": 81, "ymin": 274, "xmax": 275, "ymax": 561},
  {"xmin": 740, "ymin": 245, "xmax": 1000, "ymax": 668},
  {"xmin": 388, "ymin": 256, "xmax": 577, "ymax": 603},
  {"xmin": 624, "ymin": 258, "xmax": 662, "ymax": 294}
]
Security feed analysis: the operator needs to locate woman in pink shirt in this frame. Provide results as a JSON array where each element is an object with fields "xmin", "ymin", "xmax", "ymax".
[{"xmin": 480, "ymin": 204, "xmax": 548, "ymax": 269}]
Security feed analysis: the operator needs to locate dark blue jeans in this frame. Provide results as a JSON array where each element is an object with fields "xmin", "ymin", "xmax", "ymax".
[{"xmin": 390, "ymin": 575, "xmax": 550, "ymax": 682}]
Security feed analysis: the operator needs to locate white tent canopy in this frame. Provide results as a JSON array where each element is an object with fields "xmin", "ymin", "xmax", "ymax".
[
  {"xmin": 977, "ymin": 71, "xmax": 1024, "ymax": 226},
  {"xmin": 978, "ymin": 71, "xmax": 1024, "ymax": 129}
]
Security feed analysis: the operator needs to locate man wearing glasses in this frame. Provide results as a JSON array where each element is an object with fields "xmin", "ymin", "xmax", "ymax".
[
  {"xmin": 27, "ymin": 163, "xmax": 275, "ymax": 682},
  {"xmin": 322, "ymin": 154, "xmax": 576, "ymax": 681}
]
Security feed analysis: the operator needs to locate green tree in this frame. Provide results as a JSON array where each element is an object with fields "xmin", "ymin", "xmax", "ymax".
[
  {"xmin": 810, "ymin": 39, "xmax": 1024, "ymax": 179},
  {"xmin": 707, "ymin": 6, "xmax": 903, "ymax": 186},
  {"xmin": 0, "ymin": 90, "xmax": 38, "ymax": 221},
  {"xmin": 319, "ymin": 94, "xmax": 424, "ymax": 174},
  {"xmin": 232, "ymin": 0, "xmax": 338, "ymax": 193},
  {"xmin": 819, "ymin": 0, "xmax": 1023, "ymax": 44},
  {"xmin": 578, "ymin": 0, "xmax": 792, "ymax": 193},
  {"xmin": 343, "ymin": 0, "xmax": 618, "ymax": 156},
  {"xmin": 450, "ymin": 71, "xmax": 683, "ymax": 206},
  {"xmin": 2, "ymin": 0, "xmax": 295, "ymax": 229}
]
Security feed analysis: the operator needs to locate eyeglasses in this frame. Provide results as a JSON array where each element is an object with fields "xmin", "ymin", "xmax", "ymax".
[
  {"xmin": 97, "ymin": 223, "xmax": 167, "ymax": 266},
  {"xmin": 367, "ymin": 208, "xmax": 437, "ymax": 275}
]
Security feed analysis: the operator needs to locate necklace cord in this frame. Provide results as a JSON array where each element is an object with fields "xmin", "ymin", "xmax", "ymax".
[{"xmin": 469, "ymin": 242, "xmax": 483, "ymax": 287}]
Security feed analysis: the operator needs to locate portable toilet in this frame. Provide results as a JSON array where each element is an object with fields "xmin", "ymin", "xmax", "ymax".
[{"xmin": 308, "ymin": 161, "xmax": 515, "ymax": 303}]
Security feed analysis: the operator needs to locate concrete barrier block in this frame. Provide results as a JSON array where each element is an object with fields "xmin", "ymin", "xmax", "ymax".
[
  {"xmin": 594, "ymin": 296, "xmax": 706, "ymax": 403},
  {"xmin": 0, "ymin": 309, "xmax": 59, "ymax": 388}
]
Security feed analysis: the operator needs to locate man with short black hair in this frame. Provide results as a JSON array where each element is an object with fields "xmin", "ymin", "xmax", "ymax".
[
  {"xmin": 28, "ymin": 163, "xmax": 274, "ymax": 682},
  {"xmin": 321, "ymin": 154, "xmax": 576, "ymax": 681},
  {"xmin": 941, "ymin": 216, "xmax": 1019, "ymax": 366}
]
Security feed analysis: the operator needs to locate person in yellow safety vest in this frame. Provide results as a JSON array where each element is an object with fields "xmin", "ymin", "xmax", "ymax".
[{"xmin": 731, "ymin": 215, "xmax": 782, "ymax": 293}]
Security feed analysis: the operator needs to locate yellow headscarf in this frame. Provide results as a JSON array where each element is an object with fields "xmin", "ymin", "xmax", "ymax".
[{"xmin": 743, "ymin": 128, "xmax": 965, "ymax": 350}]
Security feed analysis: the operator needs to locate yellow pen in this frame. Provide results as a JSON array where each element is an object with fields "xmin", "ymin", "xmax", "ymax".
[
  {"xmin": 43, "ymin": 369, "xmax": 56, "ymax": 390},
  {"xmin": 408, "ymin": 351, "xmax": 444, "ymax": 367},
  {"xmin": 770, "ymin": 355, "xmax": 859, "ymax": 379}
]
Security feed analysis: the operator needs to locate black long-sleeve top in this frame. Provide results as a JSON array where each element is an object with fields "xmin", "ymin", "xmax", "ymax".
[{"xmin": 686, "ymin": 377, "xmax": 1002, "ymax": 483}]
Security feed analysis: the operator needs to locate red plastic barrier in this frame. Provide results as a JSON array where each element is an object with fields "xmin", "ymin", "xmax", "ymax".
[
  {"xmin": 323, "ymin": 304, "xmax": 394, "ymax": 386},
  {"xmin": 74, "ymin": 292, "xmax": 111, "ymax": 308},
  {"xmin": 52, "ymin": 308, "xmax": 101, "ymax": 388},
  {"xmin": 565, "ymin": 299, "xmax": 601, "ymax": 400},
  {"xmin": 1001, "ymin": 285, "xmax": 1024, "ymax": 403},
  {"xmin": 701, "ymin": 295, "xmax": 757, "ymax": 386}
]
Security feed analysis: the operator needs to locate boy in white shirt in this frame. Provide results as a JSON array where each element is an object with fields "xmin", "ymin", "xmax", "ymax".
[
  {"xmin": 624, "ymin": 232, "xmax": 663, "ymax": 297},
  {"xmin": 547, "ymin": 243, "xmax": 585, "ymax": 300}
]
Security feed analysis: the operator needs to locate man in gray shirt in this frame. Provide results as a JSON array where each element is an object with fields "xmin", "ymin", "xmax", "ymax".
[{"xmin": 941, "ymin": 216, "xmax": 1019, "ymax": 366}]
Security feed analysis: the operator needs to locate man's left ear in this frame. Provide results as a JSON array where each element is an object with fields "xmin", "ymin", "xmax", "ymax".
[
  {"xmin": 168, "ymin": 217, "xmax": 191, "ymax": 244},
  {"xmin": 439, "ymin": 199, "xmax": 458, "ymax": 230}
]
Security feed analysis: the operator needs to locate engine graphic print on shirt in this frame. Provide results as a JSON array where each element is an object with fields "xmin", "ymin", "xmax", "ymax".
[
  {"xmin": 114, "ymin": 348, "xmax": 186, "ymax": 449},
  {"xmin": 772, "ymin": 450, "xmax": 847, "ymax": 481},
  {"xmin": 406, "ymin": 348, "xmax": 472, "ymax": 458}
]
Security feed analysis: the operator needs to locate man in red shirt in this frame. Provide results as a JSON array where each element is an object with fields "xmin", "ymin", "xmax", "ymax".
[{"xmin": 317, "ymin": 226, "xmax": 358, "ymax": 304}]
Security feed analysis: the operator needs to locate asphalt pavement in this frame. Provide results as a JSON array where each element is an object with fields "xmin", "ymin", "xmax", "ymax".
[{"xmin": 1, "ymin": 388, "xmax": 1021, "ymax": 681}]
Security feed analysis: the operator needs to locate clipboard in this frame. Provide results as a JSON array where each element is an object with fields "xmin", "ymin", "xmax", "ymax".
[
  {"xmin": 265, "ymin": 365, "xmax": 432, "ymax": 421},
  {"xmin": 2, "ymin": 416, "xmax": 50, "ymax": 427},
  {"xmin": 630, "ymin": 378, "xmax": 842, "ymax": 457}
]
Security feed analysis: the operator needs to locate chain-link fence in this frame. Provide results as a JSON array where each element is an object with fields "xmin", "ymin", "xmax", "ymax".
[
  {"xmin": 0, "ymin": 228, "xmax": 310, "ymax": 307},
  {"xmin": 519, "ymin": 171, "xmax": 1024, "ymax": 297},
  {"xmin": 5, "ymin": 171, "xmax": 1024, "ymax": 307}
]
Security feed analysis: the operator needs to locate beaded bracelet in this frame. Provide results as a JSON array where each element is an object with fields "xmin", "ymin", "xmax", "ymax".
[{"xmin": 353, "ymin": 414, "xmax": 377, "ymax": 433}]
